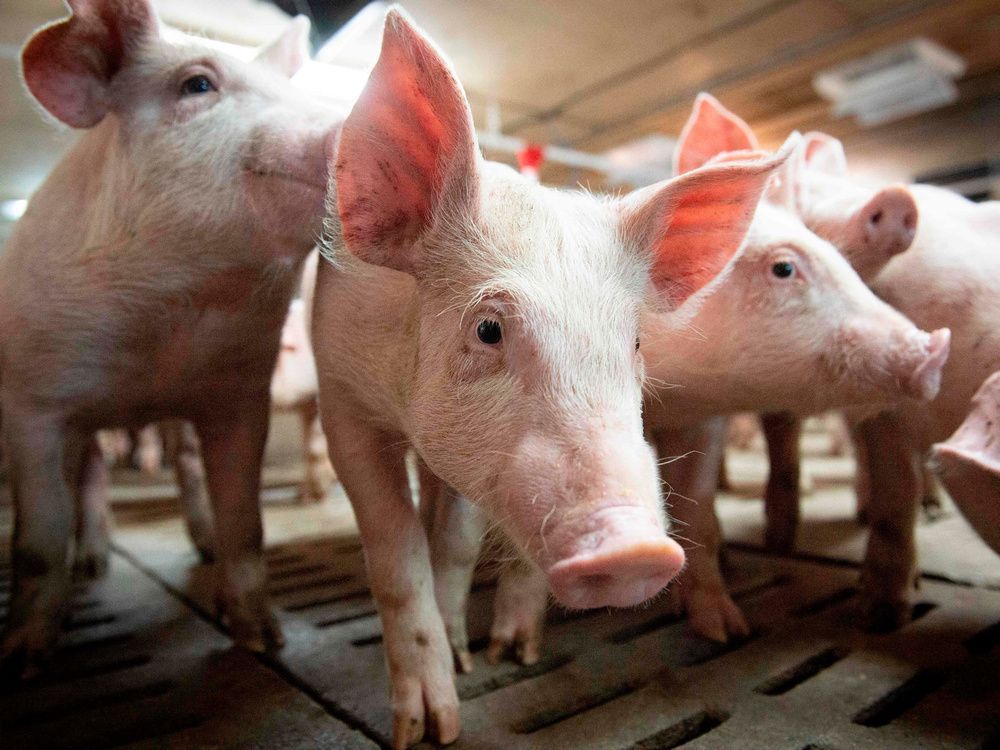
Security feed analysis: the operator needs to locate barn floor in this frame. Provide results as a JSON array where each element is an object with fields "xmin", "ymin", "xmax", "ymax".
[{"xmin": 1, "ymin": 417, "xmax": 999, "ymax": 750}]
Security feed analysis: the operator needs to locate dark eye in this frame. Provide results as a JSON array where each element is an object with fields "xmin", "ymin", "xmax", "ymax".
[
  {"xmin": 771, "ymin": 261, "xmax": 795, "ymax": 279},
  {"xmin": 476, "ymin": 319, "xmax": 502, "ymax": 345},
  {"xmin": 181, "ymin": 74, "xmax": 215, "ymax": 96},
  {"xmin": 635, "ymin": 337, "xmax": 641, "ymax": 352}
]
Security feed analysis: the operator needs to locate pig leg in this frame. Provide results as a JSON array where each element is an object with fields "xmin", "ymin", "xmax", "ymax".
[
  {"xmin": 133, "ymin": 423, "xmax": 163, "ymax": 475},
  {"xmin": 194, "ymin": 403, "xmax": 281, "ymax": 652},
  {"xmin": 761, "ymin": 412, "xmax": 802, "ymax": 554},
  {"xmin": 488, "ymin": 557, "xmax": 548, "ymax": 667},
  {"xmin": 417, "ymin": 462, "xmax": 486, "ymax": 674},
  {"xmin": 851, "ymin": 422, "xmax": 872, "ymax": 524},
  {"xmin": 300, "ymin": 398, "xmax": 334, "ymax": 502},
  {"xmin": 72, "ymin": 436, "xmax": 112, "ymax": 580},
  {"xmin": 325, "ymin": 405, "xmax": 458, "ymax": 749},
  {"xmin": 857, "ymin": 410, "xmax": 922, "ymax": 632},
  {"xmin": 1, "ymin": 410, "xmax": 83, "ymax": 677},
  {"xmin": 919, "ymin": 464, "xmax": 944, "ymax": 521},
  {"xmin": 167, "ymin": 420, "xmax": 215, "ymax": 563},
  {"xmin": 655, "ymin": 418, "xmax": 749, "ymax": 642},
  {"xmin": 716, "ymin": 449, "xmax": 732, "ymax": 492}
]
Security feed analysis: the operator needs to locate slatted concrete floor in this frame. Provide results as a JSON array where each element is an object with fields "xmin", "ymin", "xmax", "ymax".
[{"xmin": 1, "ymin": 422, "xmax": 999, "ymax": 750}]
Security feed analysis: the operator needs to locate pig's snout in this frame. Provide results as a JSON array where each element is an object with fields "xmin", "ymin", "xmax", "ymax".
[
  {"xmin": 546, "ymin": 507, "xmax": 685, "ymax": 610},
  {"xmin": 906, "ymin": 327, "xmax": 951, "ymax": 400},
  {"xmin": 860, "ymin": 186, "xmax": 917, "ymax": 259}
]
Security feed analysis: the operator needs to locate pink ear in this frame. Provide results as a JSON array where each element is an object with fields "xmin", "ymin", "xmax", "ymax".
[
  {"xmin": 254, "ymin": 15, "xmax": 311, "ymax": 78},
  {"xmin": 801, "ymin": 132, "xmax": 848, "ymax": 176},
  {"xmin": 21, "ymin": 0, "xmax": 157, "ymax": 128},
  {"xmin": 623, "ymin": 142, "xmax": 793, "ymax": 307},
  {"xmin": 673, "ymin": 93, "xmax": 759, "ymax": 175},
  {"xmin": 334, "ymin": 8, "xmax": 479, "ymax": 274}
]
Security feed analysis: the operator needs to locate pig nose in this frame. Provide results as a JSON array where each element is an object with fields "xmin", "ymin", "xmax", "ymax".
[
  {"xmin": 907, "ymin": 327, "xmax": 951, "ymax": 400},
  {"xmin": 547, "ymin": 510, "xmax": 685, "ymax": 610},
  {"xmin": 863, "ymin": 186, "xmax": 917, "ymax": 257}
]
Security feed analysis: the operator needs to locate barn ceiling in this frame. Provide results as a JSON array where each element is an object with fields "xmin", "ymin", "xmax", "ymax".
[{"xmin": 1, "ymin": 0, "xmax": 998, "ymax": 212}]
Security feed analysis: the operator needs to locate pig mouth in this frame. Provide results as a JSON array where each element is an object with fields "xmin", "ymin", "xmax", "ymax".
[{"xmin": 242, "ymin": 164, "xmax": 327, "ymax": 193}]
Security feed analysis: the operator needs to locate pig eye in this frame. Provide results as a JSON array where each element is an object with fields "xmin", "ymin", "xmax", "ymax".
[
  {"xmin": 476, "ymin": 319, "xmax": 502, "ymax": 346},
  {"xmin": 181, "ymin": 74, "xmax": 216, "ymax": 96},
  {"xmin": 635, "ymin": 337, "xmax": 641, "ymax": 352},
  {"xmin": 771, "ymin": 261, "xmax": 795, "ymax": 279}
]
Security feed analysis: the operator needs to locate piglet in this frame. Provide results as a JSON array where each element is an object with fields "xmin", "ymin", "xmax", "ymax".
[
  {"xmin": 0, "ymin": 0, "xmax": 340, "ymax": 676},
  {"xmin": 313, "ymin": 10, "xmax": 787, "ymax": 748},
  {"xmin": 778, "ymin": 129, "xmax": 1000, "ymax": 629}
]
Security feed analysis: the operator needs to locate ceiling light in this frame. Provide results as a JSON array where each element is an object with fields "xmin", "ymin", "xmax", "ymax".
[{"xmin": 814, "ymin": 38, "xmax": 966, "ymax": 127}]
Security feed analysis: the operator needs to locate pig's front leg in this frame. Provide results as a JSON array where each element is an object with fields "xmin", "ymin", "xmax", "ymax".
[
  {"xmin": 72, "ymin": 436, "xmax": 112, "ymax": 580},
  {"xmin": 194, "ymin": 402, "xmax": 281, "ymax": 652},
  {"xmin": 1, "ymin": 410, "xmax": 82, "ymax": 677},
  {"xmin": 166, "ymin": 420, "xmax": 215, "ymax": 563},
  {"xmin": 760, "ymin": 412, "xmax": 802, "ymax": 554},
  {"xmin": 857, "ymin": 409, "xmax": 921, "ymax": 632},
  {"xmin": 417, "ymin": 461, "xmax": 485, "ymax": 674},
  {"xmin": 326, "ymin": 407, "xmax": 458, "ymax": 749},
  {"xmin": 654, "ymin": 418, "xmax": 750, "ymax": 643},
  {"xmin": 488, "ymin": 557, "xmax": 548, "ymax": 667}
]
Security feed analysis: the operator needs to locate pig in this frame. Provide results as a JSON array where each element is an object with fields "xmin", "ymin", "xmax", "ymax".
[
  {"xmin": 270, "ymin": 251, "xmax": 336, "ymax": 502},
  {"xmin": 422, "ymin": 93, "xmax": 949, "ymax": 661},
  {"xmin": 771, "ymin": 128, "xmax": 1000, "ymax": 629},
  {"xmin": 678, "ymin": 98, "xmax": 926, "ymax": 555},
  {"xmin": 0, "ymin": 0, "xmax": 340, "ymax": 676},
  {"xmin": 932, "ymin": 370, "xmax": 1000, "ymax": 556},
  {"xmin": 312, "ymin": 12, "xmax": 792, "ymax": 747}
]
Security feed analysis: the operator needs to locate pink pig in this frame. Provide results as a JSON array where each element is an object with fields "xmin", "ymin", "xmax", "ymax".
[
  {"xmin": 311, "ymin": 12, "xmax": 789, "ymax": 748},
  {"xmin": 0, "ymin": 0, "xmax": 340, "ymax": 675},
  {"xmin": 770, "ymin": 127, "xmax": 1000, "ymax": 629}
]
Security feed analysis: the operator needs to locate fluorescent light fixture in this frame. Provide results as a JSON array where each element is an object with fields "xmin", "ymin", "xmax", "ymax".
[
  {"xmin": 814, "ymin": 38, "xmax": 966, "ymax": 127},
  {"xmin": 1, "ymin": 199, "xmax": 27, "ymax": 222},
  {"xmin": 602, "ymin": 135, "xmax": 676, "ymax": 186}
]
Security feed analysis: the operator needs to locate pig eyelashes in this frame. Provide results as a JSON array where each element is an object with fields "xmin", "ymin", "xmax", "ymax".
[{"xmin": 476, "ymin": 318, "xmax": 502, "ymax": 346}]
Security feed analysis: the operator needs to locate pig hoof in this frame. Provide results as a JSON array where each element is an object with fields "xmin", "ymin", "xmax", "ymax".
[
  {"xmin": 391, "ymin": 681, "xmax": 459, "ymax": 749},
  {"xmin": 686, "ymin": 590, "xmax": 750, "ymax": 643},
  {"xmin": 72, "ymin": 550, "xmax": 110, "ymax": 581},
  {"xmin": 861, "ymin": 597, "xmax": 909, "ymax": 634},
  {"xmin": 0, "ymin": 625, "xmax": 56, "ymax": 681},
  {"xmin": 453, "ymin": 647, "xmax": 474, "ymax": 675},
  {"xmin": 230, "ymin": 613, "xmax": 284, "ymax": 653},
  {"xmin": 485, "ymin": 632, "xmax": 541, "ymax": 666},
  {"xmin": 217, "ymin": 595, "xmax": 284, "ymax": 652}
]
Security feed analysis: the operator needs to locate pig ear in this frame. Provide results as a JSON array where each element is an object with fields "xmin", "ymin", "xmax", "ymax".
[
  {"xmin": 21, "ymin": 0, "xmax": 158, "ymax": 128},
  {"xmin": 623, "ymin": 138, "xmax": 795, "ymax": 308},
  {"xmin": 254, "ymin": 15, "xmax": 311, "ymax": 78},
  {"xmin": 673, "ymin": 93, "xmax": 759, "ymax": 175},
  {"xmin": 800, "ymin": 132, "xmax": 848, "ymax": 176},
  {"xmin": 334, "ymin": 8, "xmax": 479, "ymax": 275}
]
